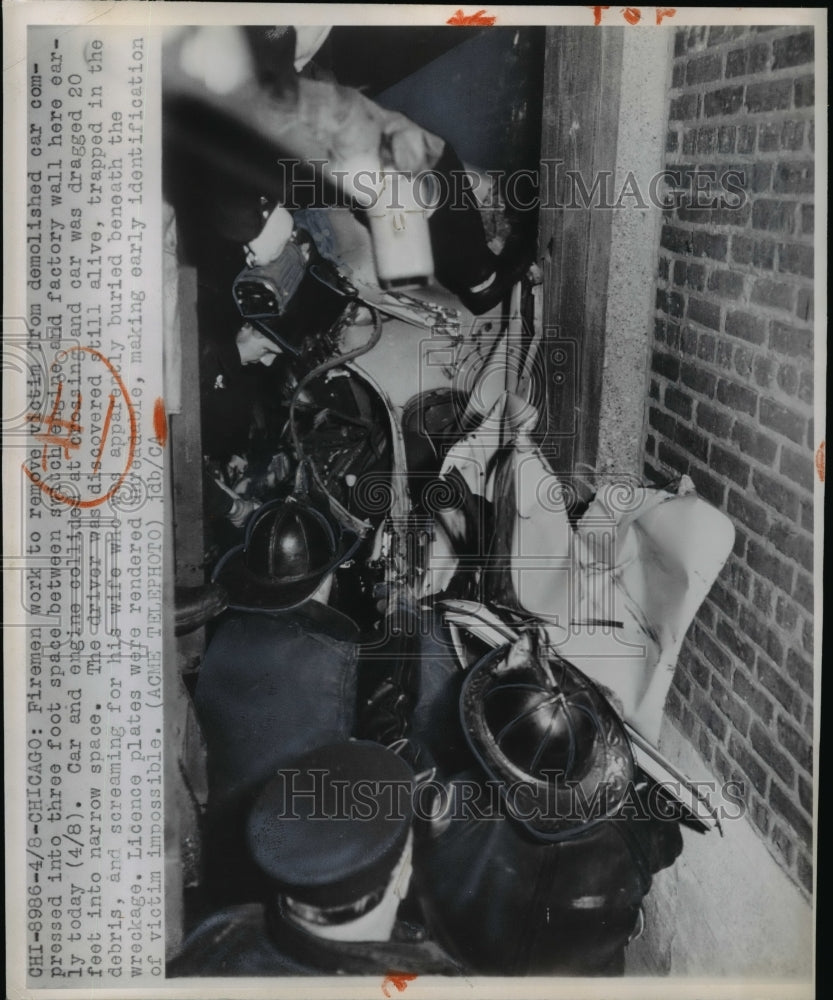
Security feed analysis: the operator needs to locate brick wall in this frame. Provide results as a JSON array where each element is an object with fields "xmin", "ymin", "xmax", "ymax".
[{"xmin": 643, "ymin": 25, "xmax": 815, "ymax": 896}]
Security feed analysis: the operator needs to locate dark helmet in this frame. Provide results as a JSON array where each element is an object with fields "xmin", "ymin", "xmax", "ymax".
[
  {"xmin": 460, "ymin": 633, "xmax": 634, "ymax": 841},
  {"xmin": 212, "ymin": 496, "xmax": 361, "ymax": 611}
]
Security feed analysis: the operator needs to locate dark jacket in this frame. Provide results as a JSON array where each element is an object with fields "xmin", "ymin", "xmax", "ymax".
[{"xmin": 194, "ymin": 601, "xmax": 359, "ymax": 902}]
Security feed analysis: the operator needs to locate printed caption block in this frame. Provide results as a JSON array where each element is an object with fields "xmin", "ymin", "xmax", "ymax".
[{"xmin": 23, "ymin": 26, "xmax": 164, "ymax": 985}]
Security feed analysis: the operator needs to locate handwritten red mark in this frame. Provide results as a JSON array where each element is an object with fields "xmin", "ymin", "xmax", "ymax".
[
  {"xmin": 153, "ymin": 396, "xmax": 168, "ymax": 448},
  {"xmin": 623, "ymin": 7, "xmax": 642, "ymax": 23},
  {"xmin": 656, "ymin": 7, "xmax": 676, "ymax": 23},
  {"xmin": 816, "ymin": 440, "xmax": 825, "ymax": 483},
  {"xmin": 588, "ymin": 5, "xmax": 610, "ymax": 24},
  {"xmin": 381, "ymin": 972, "xmax": 418, "ymax": 997},
  {"xmin": 23, "ymin": 346, "xmax": 137, "ymax": 508},
  {"xmin": 446, "ymin": 9, "xmax": 496, "ymax": 26}
]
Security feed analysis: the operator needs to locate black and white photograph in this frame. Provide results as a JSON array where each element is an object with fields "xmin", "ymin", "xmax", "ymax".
[{"xmin": 3, "ymin": 5, "xmax": 822, "ymax": 998}]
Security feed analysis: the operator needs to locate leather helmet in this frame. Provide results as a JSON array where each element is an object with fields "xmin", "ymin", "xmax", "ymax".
[
  {"xmin": 460, "ymin": 632, "xmax": 634, "ymax": 840},
  {"xmin": 213, "ymin": 496, "xmax": 361, "ymax": 611}
]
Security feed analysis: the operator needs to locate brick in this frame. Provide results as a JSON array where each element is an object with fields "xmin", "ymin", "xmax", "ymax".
[
  {"xmin": 749, "ymin": 721, "xmax": 795, "ymax": 786},
  {"xmin": 710, "ymin": 443, "xmax": 750, "ymax": 487},
  {"xmin": 746, "ymin": 540, "xmax": 795, "ymax": 594},
  {"xmin": 785, "ymin": 645, "xmax": 814, "ymax": 697},
  {"xmin": 758, "ymin": 121, "xmax": 781, "ymax": 152},
  {"xmin": 691, "ymin": 230, "xmax": 728, "ymax": 260},
  {"xmin": 781, "ymin": 120, "xmax": 806, "ymax": 151},
  {"xmin": 779, "ymin": 447, "xmax": 815, "ymax": 491},
  {"xmin": 671, "ymin": 61, "xmax": 685, "ymax": 88},
  {"xmin": 799, "ymin": 495, "xmax": 813, "ymax": 530},
  {"xmin": 759, "ymin": 398, "xmax": 807, "ymax": 444},
  {"xmin": 793, "ymin": 572, "xmax": 813, "ymax": 614},
  {"xmin": 744, "ymin": 80, "xmax": 792, "ymax": 114},
  {"xmin": 648, "ymin": 405, "xmax": 676, "ymax": 439},
  {"xmin": 680, "ymin": 326, "xmax": 699, "ymax": 355},
  {"xmin": 716, "ymin": 378, "xmax": 757, "ymax": 416},
  {"xmin": 800, "ymin": 204, "xmax": 814, "ymax": 236},
  {"xmin": 682, "ymin": 128, "xmax": 697, "ymax": 155},
  {"xmin": 730, "ymin": 421, "xmax": 778, "ymax": 465},
  {"xmin": 736, "ymin": 125, "xmax": 756, "ymax": 154},
  {"xmin": 716, "ymin": 341, "xmax": 733, "ymax": 371},
  {"xmin": 773, "ymin": 161, "xmax": 814, "ymax": 195},
  {"xmin": 687, "ymin": 465, "xmax": 725, "ymax": 507},
  {"xmin": 741, "ymin": 604, "xmax": 785, "ymax": 664},
  {"xmin": 769, "ymin": 781, "xmax": 812, "ymax": 847},
  {"xmin": 769, "ymin": 521, "xmax": 813, "ymax": 573},
  {"xmin": 749, "ymin": 162, "xmax": 772, "ymax": 193},
  {"xmin": 751, "ymin": 469, "xmax": 800, "ymax": 518},
  {"xmin": 770, "ymin": 321, "xmax": 813, "ymax": 360},
  {"xmin": 753, "ymin": 355, "xmax": 775, "ymax": 388},
  {"xmin": 727, "ymin": 558, "xmax": 751, "ymax": 597},
  {"xmin": 691, "ymin": 685, "xmax": 728, "ymax": 741},
  {"xmin": 752, "ymin": 579, "xmax": 773, "ymax": 616},
  {"xmin": 757, "ymin": 657, "xmax": 804, "ymax": 722},
  {"xmin": 658, "ymin": 441, "xmax": 689, "ymax": 475},
  {"xmin": 725, "ymin": 42, "xmax": 769, "ymax": 78},
  {"xmin": 704, "ymin": 86, "xmax": 744, "ymax": 117},
  {"xmin": 803, "ymin": 701, "xmax": 813, "ymax": 739},
  {"xmin": 665, "ymin": 322, "xmax": 681, "ymax": 350},
  {"xmin": 752, "ymin": 199, "xmax": 796, "ymax": 234},
  {"xmin": 777, "ymin": 714, "xmax": 812, "ymax": 773},
  {"xmin": 681, "ymin": 362, "xmax": 716, "ymax": 398},
  {"xmin": 667, "ymin": 290, "xmax": 684, "ymax": 319},
  {"xmin": 706, "ymin": 582, "xmax": 738, "ymax": 621},
  {"xmin": 716, "ymin": 617, "xmax": 755, "ymax": 665},
  {"xmin": 728, "ymin": 734, "xmax": 768, "ymax": 797},
  {"xmin": 661, "ymin": 225, "xmax": 692, "ymax": 255},
  {"xmin": 658, "ymin": 257, "xmax": 671, "ymax": 282},
  {"xmin": 751, "ymin": 278, "xmax": 795, "ymax": 312},
  {"xmin": 686, "ymin": 647, "xmax": 712, "ymax": 690},
  {"xmin": 771, "ymin": 31, "xmax": 814, "ymax": 70},
  {"xmin": 774, "ymin": 595, "xmax": 798, "ymax": 632},
  {"xmin": 711, "ymin": 674, "xmax": 751, "ymax": 735},
  {"xmin": 673, "ymin": 260, "xmax": 706, "ymax": 290},
  {"xmin": 794, "ymin": 75, "xmax": 814, "ymax": 108},
  {"xmin": 770, "ymin": 823, "xmax": 795, "ymax": 868},
  {"xmin": 732, "ymin": 668, "xmax": 775, "ymax": 726},
  {"xmin": 717, "ymin": 126, "xmax": 736, "ymax": 154},
  {"xmin": 696, "ymin": 598, "xmax": 716, "ymax": 630},
  {"xmin": 670, "ymin": 93, "xmax": 700, "ymax": 121},
  {"xmin": 666, "ymin": 129, "xmax": 679, "ymax": 153},
  {"xmin": 798, "ymin": 774, "xmax": 813, "ymax": 814},
  {"xmin": 686, "ymin": 52, "xmax": 722, "ymax": 84},
  {"xmin": 727, "ymin": 489, "xmax": 768, "ymax": 534},
  {"xmin": 778, "ymin": 243, "xmax": 813, "ymax": 279},
  {"xmin": 665, "ymin": 386, "xmax": 693, "ymax": 420},
  {"xmin": 696, "ymin": 401, "xmax": 732, "ymax": 437},
  {"xmin": 801, "ymin": 617, "xmax": 814, "ymax": 656},
  {"xmin": 707, "ymin": 269, "xmax": 744, "ymax": 299},
  {"xmin": 777, "ymin": 363, "xmax": 799, "ymax": 397},
  {"xmin": 696, "ymin": 332, "xmax": 717, "ymax": 363},
  {"xmin": 731, "ymin": 236, "xmax": 775, "ymax": 270},
  {"xmin": 725, "ymin": 309, "xmax": 766, "ymax": 345},
  {"xmin": 797, "ymin": 852, "xmax": 813, "ymax": 895},
  {"xmin": 645, "ymin": 434, "xmax": 655, "ymax": 456},
  {"xmin": 747, "ymin": 790, "xmax": 771, "ymax": 836},
  {"xmin": 696, "ymin": 126, "xmax": 717, "ymax": 155},
  {"xmin": 732, "ymin": 347, "xmax": 753, "ymax": 378},
  {"xmin": 694, "ymin": 621, "xmax": 735, "ymax": 677},
  {"xmin": 733, "ymin": 528, "xmax": 747, "ymax": 559},
  {"xmin": 676, "ymin": 423, "xmax": 709, "ymax": 462},
  {"xmin": 651, "ymin": 350, "xmax": 680, "ymax": 382},
  {"xmin": 797, "ymin": 286, "xmax": 814, "ymax": 324}
]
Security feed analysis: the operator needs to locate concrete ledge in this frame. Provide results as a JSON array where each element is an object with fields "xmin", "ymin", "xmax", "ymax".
[{"xmin": 625, "ymin": 716, "xmax": 813, "ymax": 979}]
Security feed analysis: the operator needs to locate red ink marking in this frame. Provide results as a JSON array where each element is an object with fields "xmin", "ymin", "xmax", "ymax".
[
  {"xmin": 23, "ymin": 346, "xmax": 138, "ymax": 508},
  {"xmin": 381, "ymin": 972, "xmax": 418, "ymax": 997},
  {"xmin": 656, "ymin": 7, "xmax": 676, "ymax": 23},
  {"xmin": 153, "ymin": 396, "xmax": 168, "ymax": 448},
  {"xmin": 446, "ymin": 9, "xmax": 496, "ymax": 26},
  {"xmin": 816, "ymin": 440, "xmax": 825, "ymax": 483},
  {"xmin": 93, "ymin": 393, "xmax": 117, "ymax": 474},
  {"xmin": 622, "ymin": 7, "xmax": 642, "ymax": 24},
  {"xmin": 588, "ymin": 5, "xmax": 610, "ymax": 24}
]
